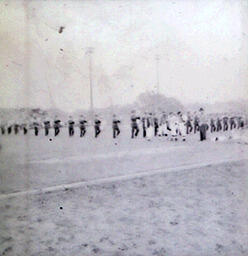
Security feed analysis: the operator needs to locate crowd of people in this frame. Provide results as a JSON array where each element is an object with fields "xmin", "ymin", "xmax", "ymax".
[
  {"xmin": 130, "ymin": 108, "xmax": 245, "ymax": 141},
  {"xmin": 0, "ymin": 109, "xmax": 246, "ymax": 142}
]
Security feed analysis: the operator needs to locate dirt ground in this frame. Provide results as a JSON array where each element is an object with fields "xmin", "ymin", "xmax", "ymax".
[{"xmin": 0, "ymin": 128, "xmax": 248, "ymax": 255}]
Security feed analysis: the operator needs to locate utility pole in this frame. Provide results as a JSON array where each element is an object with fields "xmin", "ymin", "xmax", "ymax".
[
  {"xmin": 155, "ymin": 55, "xmax": 160, "ymax": 113},
  {"xmin": 86, "ymin": 47, "xmax": 94, "ymax": 122},
  {"xmin": 155, "ymin": 55, "xmax": 160, "ymax": 95}
]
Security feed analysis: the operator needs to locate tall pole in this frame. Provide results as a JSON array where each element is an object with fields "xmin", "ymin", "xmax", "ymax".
[
  {"xmin": 155, "ymin": 55, "xmax": 160, "ymax": 113},
  {"xmin": 155, "ymin": 55, "xmax": 160, "ymax": 95},
  {"xmin": 86, "ymin": 47, "xmax": 94, "ymax": 121}
]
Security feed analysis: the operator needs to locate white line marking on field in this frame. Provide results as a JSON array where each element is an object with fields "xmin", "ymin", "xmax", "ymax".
[{"xmin": 0, "ymin": 157, "xmax": 247, "ymax": 200}]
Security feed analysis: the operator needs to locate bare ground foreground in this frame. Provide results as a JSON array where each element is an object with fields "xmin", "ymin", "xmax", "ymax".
[{"xmin": 0, "ymin": 129, "xmax": 248, "ymax": 255}]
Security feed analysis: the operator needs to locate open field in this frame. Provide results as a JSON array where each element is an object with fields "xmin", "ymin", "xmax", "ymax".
[{"xmin": 0, "ymin": 128, "xmax": 248, "ymax": 255}]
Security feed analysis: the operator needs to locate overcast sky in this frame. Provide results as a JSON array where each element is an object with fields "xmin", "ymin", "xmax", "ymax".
[{"xmin": 0, "ymin": 0, "xmax": 247, "ymax": 111}]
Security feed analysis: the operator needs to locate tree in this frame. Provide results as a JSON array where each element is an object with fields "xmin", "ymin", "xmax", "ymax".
[{"xmin": 136, "ymin": 91, "xmax": 184, "ymax": 113}]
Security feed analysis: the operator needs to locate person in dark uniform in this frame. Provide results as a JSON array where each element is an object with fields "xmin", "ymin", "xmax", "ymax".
[
  {"xmin": 14, "ymin": 123, "xmax": 19, "ymax": 135},
  {"xmin": 229, "ymin": 116, "xmax": 236, "ymax": 130},
  {"xmin": 68, "ymin": 117, "xmax": 75, "ymax": 137},
  {"xmin": 131, "ymin": 111, "xmax": 140, "ymax": 139},
  {"xmin": 240, "ymin": 118, "xmax": 244, "ymax": 128},
  {"xmin": 198, "ymin": 108, "xmax": 208, "ymax": 141},
  {"xmin": 112, "ymin": 114, "xmax": 121, "ymax": 139},
  {"xmin": 154, "ymin": 114, "xmax": 159, "ymax": 137},
  {"xmin": 223, "ymin": 116, "xmax": 229, "ymax": 131},
  {"xmin": 159, "ymin": 112, "xmax": 168, "ymax": 136},
  {"xmin": 33, "ymin": 119, "xmax": 40, "ymax": 136},
  {"xmin": 194, "ymin": 114, "xmax": 199, "ymax": 133},
  {"xmin": 94, "ymin": 115, "xmax": 101, "ymax": 138},
  {"xmin": 186, "ymin": 112, "xmax": 193, "ymax": 134},
  {"xmin": 1, "ymin": 124, "xmax": 5, "ymax": 135},
  {"xmin": 7, "ymin": 123, "xmax": 12, "ymax": 135},
  {"xmin": 44, "ymin": 120, "xmax": 51, "ymax": 136},
  {"xmin": 141, "ymin": 113, "xmax": 148, "ymax": 138},
  {"xmin": 210, "ymin": 118, "xmax": 216, "ymax": 133},
  {"xmin": 79, "ymin": 115, "xmax": 87, "ymax": 137},
  {"xmin": 238, "ymin": 116, "xmax": 244, "ymax": 129},
  {"xmin": 216, "ymin": 117, "xmax": 222, "ymax": 132},
  {"xmin": 22, "ymin": 123, "xmax": 28, "ymax": 135},
  {"xmin": 54, "ymin": 118, "xmax": 61, "ymax": 136}
]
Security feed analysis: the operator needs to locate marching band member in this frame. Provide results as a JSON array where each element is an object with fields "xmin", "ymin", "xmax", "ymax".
[
  {"xmin": 178, "ymin": 112, "xmax": 187, "ymax": 141},
  {"xmin": 32, "ymin": 117, "xmax": 40, "ymax": 136},
  {"xmin": 198, "ymin": 108, "xmax": 208, "ymax": 141},
  {"xmin": 54, "ymin": 117, "xmax": 61, "ymax": 136},
  {"xmin": 168, "ymin": 112, "xmax": 179, "ymax": 141},
  {"xmin": 159, "ymin": 112, "xmax": 167, "ymax": 136},
  {"xmin": 210, "ymin": 117, "xmax": 216, "ymax": 133},
  {"xmin": 44, "ymin": 119, "xmax": 51, "ymax": 136},
  {"xmin": 186, "ymin": 112, "xmax": 193, "ymax": 134},
  {"xmin": 68, "ymin": 116, "xmax": 75, "ymax": 137},
  {"xmin": 229, "ymin": 116, "xmax": 236, "ymax": 130},
  {"xmin": 112, "ymin": 114, "xmax": 121, "ymax": 139},
  {"xmin": 131, "ymin": 111, "xmax": 140, "ymax": 139},
  {"xmin": 141, "ymin": 112, "xmax": 148, "ymax": 138},
  {"xmin": 94, "ymin": 115, "xmax": 101, "ymax": 138},
  {"xmin": 223, "ymin": 115, "xmax": 229, "ymax": 131},
  {"xmin": 216, "ymin": 117, "xmax": 222, "ymax": 132},
  {"xmin": 79, "ymin": 115, "xmax": 87, "ymax": 137}
]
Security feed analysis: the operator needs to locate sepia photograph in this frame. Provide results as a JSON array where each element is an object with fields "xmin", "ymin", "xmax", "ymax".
[{"xmin": 0, "ymin": 0, "xmax": 248, "ymax": 255}]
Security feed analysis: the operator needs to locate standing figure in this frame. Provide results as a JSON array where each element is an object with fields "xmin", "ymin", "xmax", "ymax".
[
  {"xmin": 7, "ymin": 122, "xmax": 12, "ymax": 135},
  {"xmin": 14, "ymin": 123, "xmax": 19, "ymax": 135},
  {"xmin": 186, "ymin": 112, "xmax": 193, "ymax": 134},
  {"xmin": 32, "ymin": 119, "xmax": 40, "ymax": 136},
  {"xmin": 194, "ymin": 114, "xmax": 199, "ymax": 133},
  {"xmin": 178, "ymin": 112, "xmax": 187, "ymax": 141},
  {"xmin": 237, "ymin": 116, "xmax": 244, "ymax": 129},
  {"xmin": 229, "ymin": 117, "xmax": 236, "ymax": 130},
  {"xmin": 112, "ymin": 114, "xmax": 121, "ymax": 139},
  {"xmin": 146, "ymin": 113, "xmax": 154, "ymax": 140},
  {"xmin": 0, "ymin": 124, "xmax": 5, "ymax": 135},
  {"xmin": 141, "ymin": 113, "xmax": 148, "ymax": 138},
  {"xmin": 68, "ymin": 117, "xmax": 75, "ymax": 137},
  {"xmin": 22, "ymin": 123, "xmax": 28, "ymax": 135},
  {"xmin": 199, "ymin": 108, "xmax": 208, "ymax": 141},
  {"xmin": 79, "ymin": 115, "xmax": 87, "ymax": 137},
  {"xmin": 44, "ymin": 120, "xmax": 51, "ymax": 136},
  {"xmin": 210, "ymin": 118, "xmax": 216, "ymax": 133},
  {"xmin": 168, "ymin": 112, "xmax": 179, "ymax": 141},
  {"xmin": 131, "ymin": 111, "xmax": 140, "ymax": 139},
  {"xmin": 94, "ymin": 115, "xmax": 101, "ymax": 138},
  {"xmin": 54, "ymin": 118, "xmax": 61, "ymax": 136},
  {"xmin": 159, "ymin": 112, "xmax": 168, "ymax": 136},
  {"xmin": 223, "ymin": 116, "xmax": 229, "ymax": 131},
  {"xmin": 153, "ymin": 114, "xmax": 159, "ymax": 137},
  {"xmin": 216, "ymin": 117, "xmax": 222, "ymax": 132}
]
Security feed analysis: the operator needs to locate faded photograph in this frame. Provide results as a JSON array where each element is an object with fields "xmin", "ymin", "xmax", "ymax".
[{"xmin": 0, "ymin": 0, "xmax": 248, "ymax": 255}]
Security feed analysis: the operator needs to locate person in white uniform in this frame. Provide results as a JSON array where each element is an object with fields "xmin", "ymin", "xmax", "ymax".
[
  {"xmin": 178, "ymin": 112, "xmax": 187, "ymax": 141},
  {"xmin": 168, "ymin": 112, "xmax": 179, "ymax": 141},
  {"xmin": 146, "ymin": 113, "xmax": 154, "ymax": 140}
]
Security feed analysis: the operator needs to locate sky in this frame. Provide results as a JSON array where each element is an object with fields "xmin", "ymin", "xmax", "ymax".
[{"xmin": 0, "ymin": 0, "xmax": 248, "ymax": 112}]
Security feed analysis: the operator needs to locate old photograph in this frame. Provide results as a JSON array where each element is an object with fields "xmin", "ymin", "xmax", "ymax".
[{"xmin": 0, "ymin": 0, "xmax": 248, "ymax": 255}]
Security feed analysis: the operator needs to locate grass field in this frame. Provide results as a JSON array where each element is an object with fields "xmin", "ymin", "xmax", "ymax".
[{"xmin": 0, "ymin": 127, "xmax": 248, "ymax": 255}]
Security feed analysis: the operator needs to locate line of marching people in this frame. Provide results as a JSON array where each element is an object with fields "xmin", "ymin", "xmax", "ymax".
[
  {"xmin": 130, "ymin": 108, "xmax": 246, "ymax": 141},
  {"xmin": 0, "ymin": 110, "xmax": 246, "ymax": 141},
  {"xmin": 130, "ymin": 110, "xmax": 189, "ymax": 141},
  {"xmin": 0, "ymin": 115, "xmax": 97, "ymax": 138}
]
